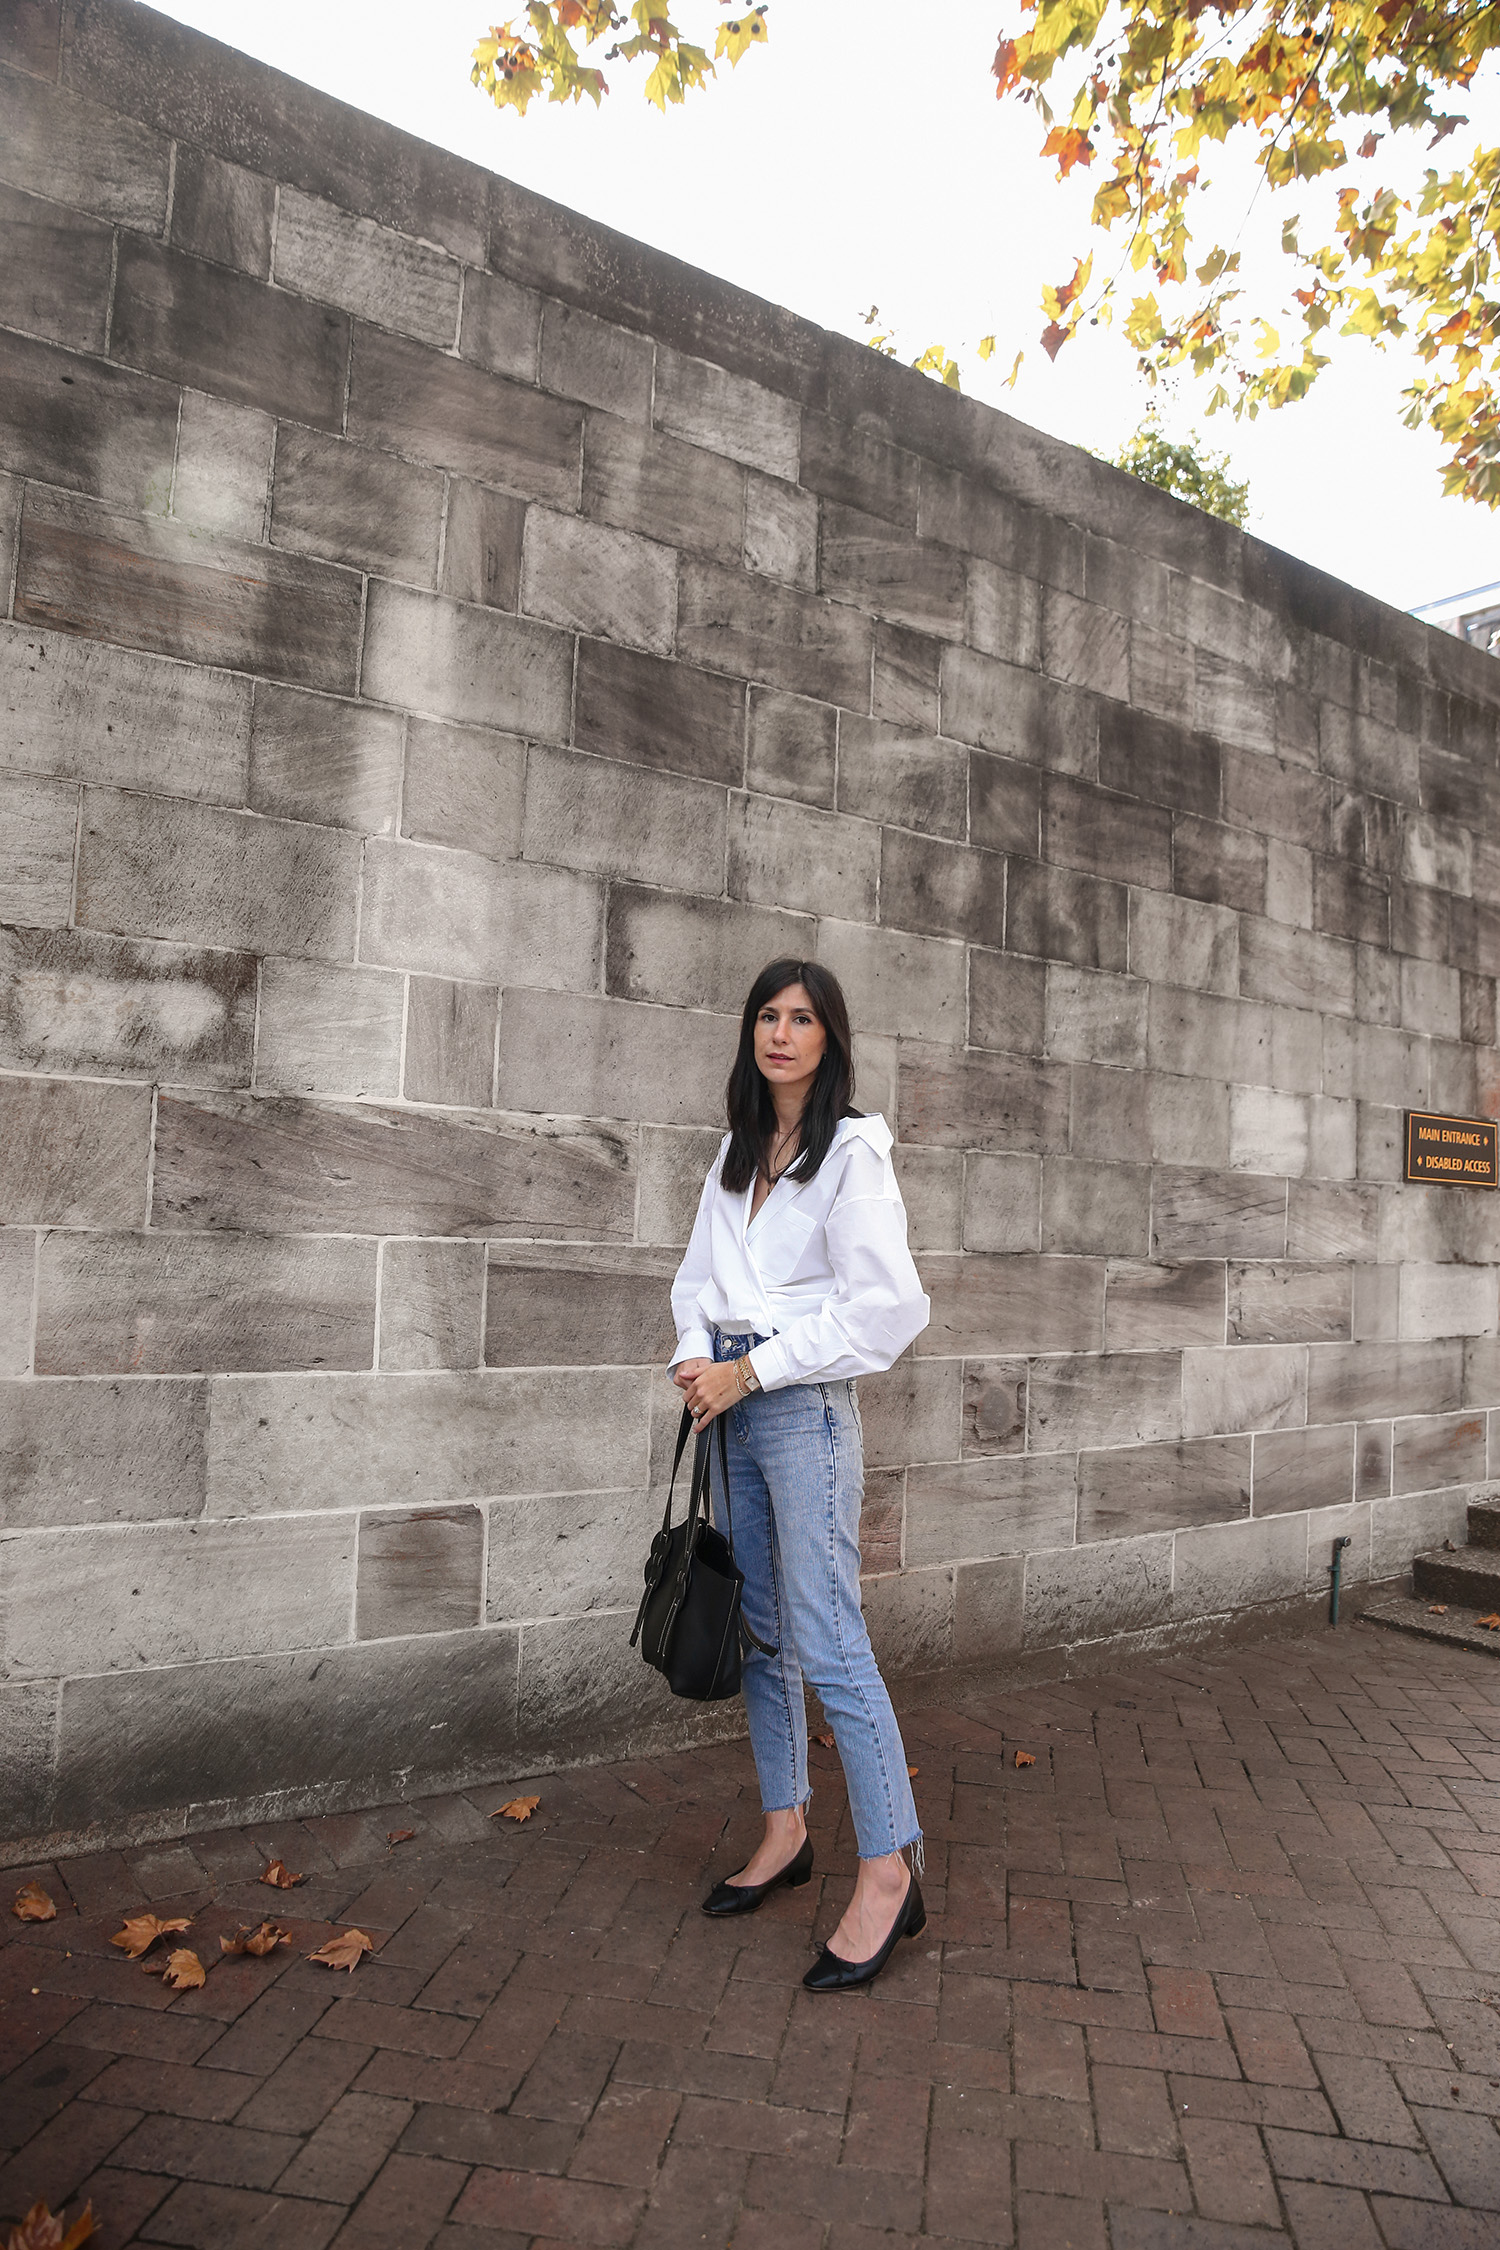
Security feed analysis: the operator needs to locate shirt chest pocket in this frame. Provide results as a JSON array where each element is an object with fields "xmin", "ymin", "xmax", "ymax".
[{"xmin": 755, "ymin": 1205, "xmax": 820, "ymax": 1286}]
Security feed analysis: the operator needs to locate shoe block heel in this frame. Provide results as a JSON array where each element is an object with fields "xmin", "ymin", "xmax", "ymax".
[{"xmin": 787, "ymin": 1863, "xmax": 813, "ymax": 1888}]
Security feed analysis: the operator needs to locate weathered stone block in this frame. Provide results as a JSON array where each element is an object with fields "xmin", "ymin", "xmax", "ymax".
[
  {"xmin": 1264, "ymin": 837, "xmax": 1314, "ymax": 930},
  {"xmin": 172, "ymin": 391, "xmax": 274, "ymax": 543},
  {"xmin": 0, "ymin": 1074, "xmax": 149, "ymax": 1227},
  {"xmin": 0, "ymin": 63, "xmax": 168, "ymax": 224},
  {"xmin": 4, "ymin": 1511, "xmax": 353, "ymax": 1677},
  {"xmin": 379, "ymin": 1240, "xmax": 486, "ymax": 1373},
  {"xmin": 485, "ymin": 1245, "xmax": 677, "ymax": 1367},
  {"xmin": 248, "ymin": 682, "xmax": 402, "ymax": 838},
  {"xmin": 0, "ymin": 622, "xmax": 250, "ymax": 804},
  {"xmin": 899, "ymin": 1044, "xmax": 1069, "ymax": 1155},
  {"xmin": 403, "ymin": 977, "xmax": 497, "ymax": 1109},
  {"xmin": 360, "ymin": 838, "xmax": 598, "ymax": 991},
  {"xmin": 1229, "ymin": 1086, "xmax": 1310, "ymax": 1178},
  {"xmin": 1306, "ymin": 1340, "xmax": 1463, "ymax": 1425},
  {"xmin": 1041, "ymin": 1157, "xmax": 1151, "ymax": 1257},
  {"xmin": 489, "ymin": 1487, "xmax": 656, "ymax": 1621},
  {"xmin": 1369, "ymin": 1487, "xmax": 1470, "ymax": 1577},
  {"xmin": 50, "ymin": 1625, "xmax": 521, "ymax": 1828},
  {"xmin": 459, "ymin": 266, "xmax": 541, "ymax": 383},
  {"xmin": 1097, "ymin": 705, "xmax": 1220, "ymax": 819},
  {"xmin": 35, "ymin": 1230, "xmax": 377, "ymax": 1376},
  {"xmin": 960, "ymin": 1358, "xmax": 1028, "ymax": 1456},
  {"xmin": 880, "ymin": 831, "xmax": 1004, "ymax": 947},
  {"xmin": 1314, "ymin": 857, "xmax": 1391, "ymax": 948},
  {"xmin": 1173, "ymin": 815, "xmax": 1266, "ymax": 915},
  {"xmin": 1182, "ymin": 1343, "xmax": 1306, "ymax": 1439},
  {"xmin": 816, "ymin": 921, "xmax": 966, "ymax": 1045},
  {"xmin": 874, "ymin": 622, "xmax": 942, "ymax": 731},
  {"xmin": 1148, "ymin": 987, "xmax": 1276, "ymax": 1090},
  {"xmin": 0, "ymin": 1376, "xmax": 206, "ymax": 1529},
  {"xmin": 169, "ymin": 143, "xmax": 274, "ymax": 276},
  {"xmin": 1353, "ymin": 1263, "xmax": 1400, "ymax": 1342},
  {"xmin": 1, "ymin": 2, "xmax": 58, "ymax": 77},
  {"xmin": 496, "ymin": 989, "xmax": 737, "ymax": 1127},
  {"xmin": 678, "ymin": 560, "xmax": 872, "ymax": 708},
  {"xmin": 1252, "ymin": 1422, "xmax": 1356, "ymax": 1516},
  {"xmin": 112, "ymin": 236, "xmax": 348, "ymax": 428},
  {"xmin": 541, "ymin": 302, "xmax": 652, "ymax": 420},
  {"xmin": 953, "ymin": 1555, "xmax": 1025, "ymax": 1664},
  {"xmin": 0, "ymin": 770, "xmax": 76, "ymax": 928},
  {"xmin": 969, "ymin": 751, "xmax": 1043, "ymax": 859},
  {"xmin": 1172, "ymin": 1513, "xmax": 1307, "ymax": 1620},
  {"xmin": 1078, "ymin": 1434, "xmax": 1251, "ymax": 1542},
  {"xmin": 255, "ymin": 958, "xmax": 404, "ymax": 1100},
  {"xmin": 969, "ymin": 951, "xmax": 1045, "ymax": 1057},
  {"xmin": 1193, "ymin": 652, "xmax": 1274, "ymax": 753},
  {"xmin": 727, "ymin": 792, "xmax": 877, "ymax": 924},
  {"xmin": 0, "ymin": 1232, "xmax": 35, "ymax": 1378},
  {"xmin": 0, "ymin": 179, "xmax": 113, "ymax": 352},
  {"xmin": 1043, "ymin": 774, "xmax": 1172, "ymax": 892},
  {"xmin": 1130, "ymin": 624, "xmax": 1194, "ymax": 728},
  {"xmin": 1220, "ymin": 745, "xmax": 1329, "ymax": 849},
  {"xmin": 1104, "ymin": 1261, "xmax": 1225, "ymax": 1352},
  {"xmin": 1029, "ymin": 1350, "xmax": 1181, "ymax": 1453},
  {"xmin": 855, "ymin": 1360, "xmax": 961, "ymax": 1472},
  {"xmin": 1463, "ymin": 1336, "xmax": 1500, "ymax": 1407},
  {"xmin": 837, "ymin": 715, "xmax": 967, "ymax": 842},
  {"xmin": 860, "ymin": 1566, "xmax": 957, "ymax": 1676},
  {"xmin": 961, "ymin": 1152, "xmax": 1041, "ymax": 1254},
  {"xmin": 1392, "ymin": 1409, "xmax": 1486, "ymax": 1495},
  {"xmin": 1356, "ymin": 1419, "xmax": 1392, "ymax": 1500},
  {"xmin": 0, "ymin": 925, "xmax": 256, "ymax": 1087},
  {"xmin": 820, "ymin": 503, "xmax": 965, "ymax": 640},
  {"xmin": 523, "ymin": 742, "xmax": 726, "ymax": 895},
  {"xmin": 361, "ymin": 581, "xmax": 572, "ymax": 742},
  {"xmin": 1228, "ymin": 1262, "xmax": 1350, "ymax": 1345},
  {"xmin": 892, "ymin": 1143, "xmax": 962, "ymax": 1249},
  {"xmin": 1043, "ymin": 589, "xmax": 1128, "ymax": 701},
  {"xmin": 801, "ymin": 411, "xmax": 918, "ymax": 528},
  {"xmin": 274, "ymin": 186, "xmax": 461, "ymax": 348},
  {"xmin": 1240, "ymin": 919, "xmax": 1355, "ymax": 1018},
  {"xmin": 1151, "ymin": 1169, "xmax": 1287, "ymax": 1260},
  {"xmin": 574, "ymin": 636, "xmax": 744, "ymax": 787},
  {"xmin": 269, "ymin": 424, "xmax": 444, "ymax": 584},
  {"xmin": 17, "ymin": 489, "xmax": 363, "ymax": 692},
  {"xmin": 155, "ymin": 1090, "xmax": 632, "ymax": 1238},
  {"xmin": 0, "ymin": 1676, "xmax": 56, "ymax": 1837},
  {"xmin": 521, "ymin": 510, "xmax": 677, "ymax": 656},
  {"xmin": 356, "ymin": 1504, "xmax": 483, "ymax": 1639},
  {"xmin": 395, "ymin": 720, "xmax": 523, "ymax": 868},
  {"xmin": 1398, "ymin": 1263, "xmax": 1499, "ymax": 1342},
  {"xmin": 77, "ymin": 788, "xmax": 359, "ymax": 962},
  {"xmin": 1022, "ymin": 1533, "xmax": 1174, "ymax": 1649},
  {"xmin": 637, "ymin": 1125, "xmax": 725, "ymax": 1248},
  {"xmin": 905, "ymin": 1456, "xmax": 1076, "ymax": 1566},
  {"xmin": 206, "ymin": 1367, "xmax": 649, "ymax": 1513},
  {"xmin": 744, "ymin": 472, "xmax": 817, "ymax": 590},
  {"xmin": 1044, "ymin": 967, "xmax": 1147, "ymax": 1069},
  {"xmin": 744, "ymin": 689, "xmax": 835, "ymax": 809},
  {"xmin": 605, "ymin": 885, "xmax": 810, "ymax": 1010},
  {"xmin": 516, "ymin": 1610, "xmax": 691, "ymax": 1751},
  {"xmin": 0, "ymin": 327, "xmax": 179, "ymax": 515},
  {"xmin": 653, "ymin": 346, "xmax": 799, "ymax": 479},
  {"xmin": 1288, "ymin": 1181, "xmax": 1375, "ymax": 1264},
  {"xmin": 1006, "ymin": 859, "xmax": 1128, "ymax": 973},
  {"xmin": 965, "ymin": 561, "xmax": 1040, "ymax": 670},
  {"xmin": 919, "ymin": 1254, "xmax": 1105, "ymax": 1357},
  {"xmin": 582, "ymin": 413, "xmax": 743, "ymax": 566},
  {"xmin": 440, "ymin": 481, "xmax": 525, "ymax": 612},
  {"xmin": 347, "ymin": 327, "xmax": 581, "ymax": 505},
  {"xmin": 942, "ymin": 645, "xmax": 1097, "ymax": 774}
]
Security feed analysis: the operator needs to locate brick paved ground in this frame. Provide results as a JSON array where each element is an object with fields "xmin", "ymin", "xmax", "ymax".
[{"xmin": 3, "ymin": 1618, "xmax": 1500, "ymax": 2250}]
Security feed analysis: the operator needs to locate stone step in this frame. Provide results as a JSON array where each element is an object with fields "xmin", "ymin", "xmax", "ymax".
[
  {"xmin": 1362, "ymin": 1593, "xmax": 1500, "ymax": 1659},
  {"xmin": 1411, "ymin": 1546, "xmax": 1500, "ymax": 1610},
  {"xmin": 1469, "ymin": 1501, "xmax": 1500, "ymax": 1550}
]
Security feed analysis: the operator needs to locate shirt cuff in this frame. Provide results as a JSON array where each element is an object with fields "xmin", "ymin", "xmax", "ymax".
[
  {"xmin": 747, "ymin": 1340, "xmax": 789, "ymax": 1391},
  {"xmin": 669, "ymin": 1327, "xmax": 715, "ymax": 1369}
]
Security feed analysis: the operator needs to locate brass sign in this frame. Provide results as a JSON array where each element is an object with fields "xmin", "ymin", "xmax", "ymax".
[{"xmin": 1404, "ymin": 1111, "xmax": 1499, "ymax": 1187}]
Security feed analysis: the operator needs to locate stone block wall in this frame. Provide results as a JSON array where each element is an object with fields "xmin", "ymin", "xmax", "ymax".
[{"xmin": 4, "ymin": 0, "xmax": 1500, "ymax": 1857}]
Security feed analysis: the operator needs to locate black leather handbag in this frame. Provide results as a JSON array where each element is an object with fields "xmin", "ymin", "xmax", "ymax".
[{"xmin": 630, "ymin": 1405, "xmax": 774, "ymax": 1700}]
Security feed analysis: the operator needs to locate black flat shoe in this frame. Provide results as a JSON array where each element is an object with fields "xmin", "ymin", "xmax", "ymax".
[
  {"xmin": 802, "ymin": 1875, "xmax": 926, "ymax": 1991},
  {"xmin": 702, "ymin": 1835, "xmax": 814, "ymax": 1916}
]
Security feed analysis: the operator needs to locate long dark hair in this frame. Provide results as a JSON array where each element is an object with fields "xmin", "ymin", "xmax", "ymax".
[{"xmin": 721, "ymin": 959, "xmax": 858, "ymax": 1194}]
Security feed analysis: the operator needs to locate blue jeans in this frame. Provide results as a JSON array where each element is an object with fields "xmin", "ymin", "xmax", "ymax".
[{"xmin": 710, "ymin": 1329, "xmax": 920, "ymax": 1862}]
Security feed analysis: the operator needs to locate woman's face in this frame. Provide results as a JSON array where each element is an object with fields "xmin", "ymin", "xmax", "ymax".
[{"xmin": 754, "ymin": 983, "xmax": 827, "ymax": 1106}]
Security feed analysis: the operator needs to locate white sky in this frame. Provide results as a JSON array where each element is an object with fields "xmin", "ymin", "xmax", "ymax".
[{"xmin": 155, "ymin": 0, "xmax": 1499, "ymax": 615}]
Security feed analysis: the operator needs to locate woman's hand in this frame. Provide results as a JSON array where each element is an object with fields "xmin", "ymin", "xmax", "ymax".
[{"xmin": 672, "ymin": 1357, "xmax": 745, "ymax": 1428}]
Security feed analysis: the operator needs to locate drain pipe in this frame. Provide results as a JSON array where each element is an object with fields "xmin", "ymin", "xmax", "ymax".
[{"xmin": 1328, "ymin": 1535, "xmax": 1353, "ymax": 1627}]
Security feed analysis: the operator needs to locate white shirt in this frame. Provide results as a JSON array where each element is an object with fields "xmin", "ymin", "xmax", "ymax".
[{"xmin": 669, "ymin": 1114, "xmax": 931, "ymax": 1392}]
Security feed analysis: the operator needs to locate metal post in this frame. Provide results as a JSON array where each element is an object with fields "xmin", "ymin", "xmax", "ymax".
[{"xmin": 1328, "ymin": 1535, "xmax": 1353, "ymax": 1627}]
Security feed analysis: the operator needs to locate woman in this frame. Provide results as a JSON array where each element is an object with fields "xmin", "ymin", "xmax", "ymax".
[{"xmin": 669, "ymin": 959, "xmax": 931, "ymax": 1992}]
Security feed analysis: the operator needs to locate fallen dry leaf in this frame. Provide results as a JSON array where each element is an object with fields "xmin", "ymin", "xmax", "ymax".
[
  {"xmin": 1479, "ymin": 1614, "xmax": 1500, "ymax": 1631},
  {"xmin": 1429, "ymin": 1604, "xmax": 1449, "ymax": 1615},
  {"xmin": 144, "ymin": 1947, "xmax": 205, "ymax": 1991},
  {"xmin": 220, "ymin": 1922, "xmax": 290, "ymax": 1958},
  {"xmin": 110, "ymin": 1913, "xmax": 192, "ymax": 1959},
  {"xmin": 12, "ymin": 1882, "xmax": 56, "ymax": 1923},
  {"xmin": 387, "ymin": 1829, "xmax": 416, "ymax": 1846},
  {"xmin": 5, "ymin": 2199, "xmax": 95, "ymax": 2250},
  {"xmin": 492, "ymin": 1797, "xmax": 540, "ymax": 1822},
  {"xmin": 260, "ymin": 1859, "xmax": 305, "ymax": 1889},
  {"xmin": 811, "ymin": 1731, "xmax": 835, "ymax": 1749},
  {"xmin": 907, "ymin": 1764, "xmax": 920, "ymax": 1778},
  {"xmin": 1014, "ymin": 1750, "xmax": 1036, "ymax": 1769},
  {"xmin": 308, "ymin": 1927, "xmax": 372, "ymax": 1973}
]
